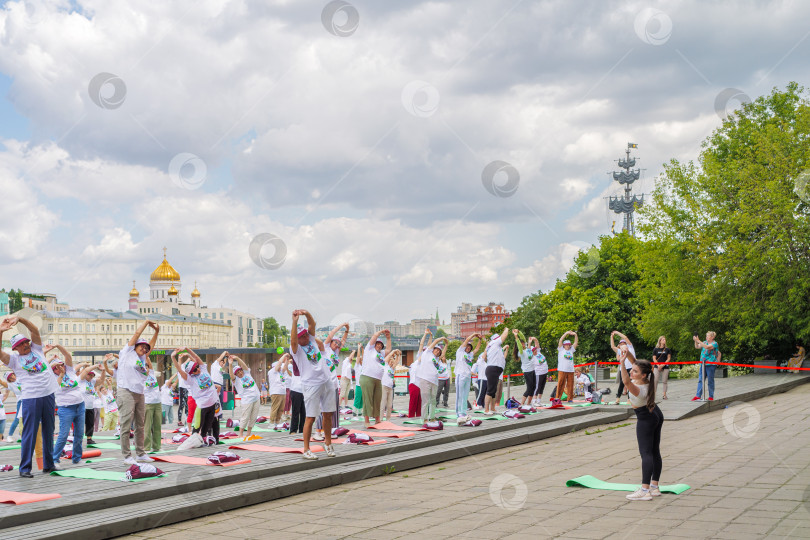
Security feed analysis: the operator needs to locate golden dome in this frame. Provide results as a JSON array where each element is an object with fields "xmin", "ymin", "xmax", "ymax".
[
  {"xmin": 129, "ymin": 280, "xmax": 139, "ymax": 297},
  {"xmin": 150, "ymin": 248, "xmax": 181, "ymax": 282},
  {"xmin": 191, "ymin": 281, "xmax": 200, "ymax": 298},
  {"xmin": 168, "ymin": 282, "xmax": 179, "ymax": 296}
]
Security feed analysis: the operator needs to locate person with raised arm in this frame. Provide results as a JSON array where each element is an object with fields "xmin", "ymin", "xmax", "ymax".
[
  {"xmin": 269, "ymin": 354, "xmax": 290, "ymax": 427},
  {"xmin": 318, "ymin": 323, "xmax": 349, "ymax": 437},
  {"xmin": 610, "ymin": 331, "xmax": 636, "ymax": 405},
  {"xmin": 416, "ymin": 335, "xmax": 449, "ymax": 423},
  {"xmin": 618, "ymin": 349, "xmax": 664, "ymax": 501},
  {"xmin": 228, "ymin": 355, "xmax": 262, "ymax": 440},
  {"xmin": 360, "ymin": 328, "xmax": 392, "ymax": 428},
  {"xmin": 339, "ymin": 350, "xmax": 356, "ymax": 408},
  {"xmin": 0, "ymin": 370, "xmax": 23, "ymax": 442},
  {"xmin": 75, "ymin": 360, "xmax": 105, "ymax": 445},
  {"xmin": 160, "ymin": 373, "xmax": 178, "ymax": 425},
  {"xmin": 353, "ymin": 343, "xmax": 364, "ymax": 415},
  {"xmin": 472, "ymin": 348, "xmax": 487, "ymax": 410},
  {"xmin": 143, "ymin": 365, "xmax": 164, "ymax": 454},
  {"xmin": 651, "ymin": 336, "xmax": 672, "ymax": 400},
  {"xmin": 454, "ymin": 333, "xmax": 481, "ymax": 418},
  {"xmin": 513, "ymin": 329, "xmax": 536, "ymax": 405},
  {"xmin": 47, "ymin": 344, "xmax": 92, "ymax": 465},
  {"xmin": 0, "ymin": 316, "xmax": 58, "ymax": 477},
  {"xmin": 528, "ymin": 337, "xmax": 548, "ymax": 405},
  {"xmin": 116, "ymin": 320, "xmax": 157, "ymax": 465},
  {"xmin": 483, "ymin": 327, "xmax": 509, "ymax": 414},
  {"xmin": 290, "ymin": 309, "xmax": 336, "ymax": 459},
  {"xmin": 173, "ymin": 348, "xmax": 220, "ymax": 444},
  {"xmin": 380, "ymin": 349, "xmax": 403, "ymax": 421},
  {"xmin": 407, "ymin": 329, "xmax": 431, "ymax": 417},
  {"xmin": 556, "ymin": 331, "xmax": 578, "ymax": 403},
  {"xmin": 692, "ymin": 331, "xmax": 720, "ymax": 401}
]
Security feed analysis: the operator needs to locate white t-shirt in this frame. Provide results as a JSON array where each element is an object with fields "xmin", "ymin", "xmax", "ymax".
[
  {"xmin": 210, "ymin": 361, "xmax": 224, "ymax": 385},
  {"xmin": 485, "ymin": 337, "xmax": 506, "ymax": 370},
  {"xmin": 233, "ymin": 367, "xmax": 260, "ymax": 404},
  {"xmin": 455, "ymin": 348, "xmax": 474, "ymax": 379},
  {"xmin": 290, "ymin": 336, "xmax": 329, "ymax": 386},
  {"xmin": 93, "ymin": 395, "xmax": 103, "ymax": 409},
  {"xmin": 117, "ymin": 345, "xmax": 149, "ymax": 394},
  {"xmin": 160, "ymin": 383, "xmax": 174, "ymax": 406},
  {"xmin": 103, "ymin": 391, "xmax": 118, "ymax": 413},
  {"xmin": 628, "ymin": 380, "xmax": 649, "ymax": 408},
  {"xmin": 8, "ymin": 343, "xmax": 58, "ymax": 399},
  {"xmin": 322, "ymin": 340, "xmax": 341, "ymax": 390},
  {"xmin": 341, "ymin": 359, "xmax": 353, "ymax": 382},
  {"xmin": 619, "ymin": 344, "xmax": 637, "ymax": 369},
  {"xmin": 354, "ymin": 361, "xmax": 363, "ymax": 384},
  {"xmin": 519, "ymin": 349, "xmax": 534, "ymax": 372},
  {"xmin": 361, "ymin": 341, "xmax": 386, "ymax": 380},
  {"xmin": 178, "ymin": 370, "xmax": 190, "ymax": 390},
  {"xmin": 289, "ymin": 373, "xmax": 302, "ymax": 393},
  {"xmin": 185, "ymin": 364, "xmax": 218, "ymax": 409},
  {"xmin": 408, "ymin": 358, "xmax": 420, "ymax": 385},
  {"xmin": 416, "ymin": 349, "xmax": 439, "ymax": 386},
  {"xmin": 82, "ymin": 377, "xmax": 97, "ymax": 408},
  {"xmin": 557, "ymin": 346, "xmax": 576, "ymax": 373},
  {"xmin": 268, "ymin": 362, "xmax": 287, "ymax": 395},
  {"xmin": 55, "ymin": 365, "xmax": 84, "ymax": 407},
  {"xmin": 472, "ymin": 356, "xmax": 486, "ymax": 380},
  {"xmin": 437, "ymin": 360, "xmax": 450, "ymax": 381},
  {"xmin": 144, "ymin": 370, "xmax": 161, "ymax": 405},
  {"xmin": 382, "ymin": 363, "xmax": 395, "ymax": 388},
  {"xmin": 533, "ymin": 352, "xmax": 548, "ymax": 375}
]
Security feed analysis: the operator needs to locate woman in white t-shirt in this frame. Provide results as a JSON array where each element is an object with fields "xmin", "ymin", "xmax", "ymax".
[
  {"xmin": 407, "ymin": 330, "xmax": 432, "ymax": 418},
  {"xmin": 75, "ymin": 362, "xmax": 105, "ymax": 445},
  {"xmin": 416, "ymin": 337, "xmax": 449, "ymax": 423},
  {"xmin": 173, "ymin": 348, "xmax": 220, "ymax": 445},
  {"xmin": 610, "ymin": 331, "xmax": 636, "ymax": 405},
  {"xmin": 380, "ymin": 349, "xmax": 403, "ymax": 421},
  {"xmin": 454, "ymin": 333, "xmax": 481, "ymax": 418},
  {"xmin": 339, "ymin": 350, "xmax": 356, "ymax": 408},
  {"xmin": 48, "ymin": 345, "xmax": 94, "ymax": 465},
  {"xmin": 160, "ymin": 374, "xmax": 178, "ymax": 427},
  {"xmin": 353, "ymin": 343, "xmax": 364, "ymax": 415},
  {"xmin": 0, "ymin": 372, "xmax": 23, "ymax": 442},
  {"xmin": 228, "ymin": 356, "xmax": 262, "ymax": 440},
  {"xmin": 530, "ymin": 338, "xmax": 548, "ymax": 406},
  {"xmin": 317, "ymin": 324, "xmax": 349, "ymax": 438},
  {"xmin": 484, "ymin": 328, "xmax": 509, "ymax": 414},
  {"xmin": 268, "ymin": 356, "xmax": 290, "ymax": 425},
  {"xmin": 359, "ymin": 329, "xmax": 392, "ymax": 428},
  {"xmin": 556, "ymin": 331, "xmax": 578, "ymax": 402},
  {"xmin": 143, "ymin": 369, "xmax": 166, "ymax": 453}
]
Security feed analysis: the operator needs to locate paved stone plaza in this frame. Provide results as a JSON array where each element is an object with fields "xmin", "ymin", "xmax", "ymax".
[{"xmin": 119, "ymin": 382, "xmax": 810, "ymax": 540}]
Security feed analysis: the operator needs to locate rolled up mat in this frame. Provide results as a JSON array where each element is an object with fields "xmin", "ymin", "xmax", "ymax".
[
  {"xmin": 79, "ymin": 449, "xmax": 102, "ymax": 458},
  {"xmin": 366, "ymin": 421, "xmax": 427, "ymax": 431},
  {"xmin": 0, "ymin": 490, "xmax": 61, "ymax": 505},
  {"xmin": 353, "ymin": 431, "xmax": 415, "ymax": 438},
  {"xmin": 565, "ymin": 475, "xmax": 690, "ymax": 494},
  {"xmin": 151, "ymin": 455, "xmax": 251, "ymax": 467},
  {"xmin": 294, "ymin": 437, "xmax": 349, "ymax": 444},
  {"xmin": 50, "ymin": 468, "xmax": 167, "ymax": 482},
  {"xmin": 344, "ymin": 439, "xmax": 387, "ymax": 446},
  {"xmin": 228, "ymin": 444, "xmax": 325, "ymax": 453}
]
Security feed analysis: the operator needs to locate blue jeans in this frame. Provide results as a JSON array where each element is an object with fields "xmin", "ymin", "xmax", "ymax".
[
  {"xmin": 20, "ymin": 394, "xmax": 56, "ymax": 474},
  {"xmin": 455, "ymin": 376, "xmax": 471, "ymax": 417},
  {"xmin": 8, "ymin": 414, "xmax": 19, "ymax": 437},
  {"xmin": 53, "ymin": 402, "xmax": 85, "ymax": 463},
  {"xmin": 696, "ymin": 363, "xmax": 716, "ymax": 399},
  {"xmin": 0, "ymin": 418, "xmax": 5, "ymax": 438}
]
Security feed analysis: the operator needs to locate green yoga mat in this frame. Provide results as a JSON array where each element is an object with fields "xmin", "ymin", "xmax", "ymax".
[
  {"xmin": 87, "ymin": 443, "xmax": 123, "ymax": 450},
  {"xmin": 403, "ymin": 419, "xmax": 425, "ymax": 425},
  {"xmin": 84, "ymin": 458, "xmax": 116, "ymax": 464},
  {"xmin": 570, "ymin": 403, "xmax": 593, "ymax": 407},
  {"xmin": 566, "ymin": 475, "xmax": 690, "ymax": 494},
  {"xmin": 479, "ymin": 415, "xmax": 505, "ymax": 421},
  {"xmin": 51, "ymin": 468, "xmax": 167, "ymax": 482},
  {"xmin": 0, "ymin": 444, "xmax": 22, "ymax": 451},
  {"xmin": 90, "ymin": 435, "xmax": 120, "ymax": 440}
]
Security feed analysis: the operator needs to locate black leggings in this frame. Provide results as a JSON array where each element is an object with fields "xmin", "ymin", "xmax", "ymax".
[
  {"xmin": 485, "ymin": 366, "xmax": 503, "ymax": 398},
  {"xmin": 193, "ymin": 404, "xmax": 221, "ymax": 443},
  {"xmin": 635, "ymin": 405, "xmax": 664, "ymax": 485},
  {"xmin": 476, "ymin": 381, "xmax": 488, "ymax": 407},
  {"xmin": 534, "ymin": 374, "xmax": 547, "ymax": 396},
  {"xmin": 289, "ymin": 390, "xmax": 306, "ymax": 434},
  {"xmin": 616, "ymin": 375, "xmax": 626, "ymax": 398},
  {"xmin": 177, "ymin": 388, "xmax": 188, "ymax": 422},
  {"xmin": 523, "ymin": 371, "xmax": 536, "ymax": 397},
  {"xmin": 84, "ymin": 407, "xmax": 95, "ymax": 439}
]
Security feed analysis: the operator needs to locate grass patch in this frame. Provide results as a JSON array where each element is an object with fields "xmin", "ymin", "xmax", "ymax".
[{"xmin": 585, "ymin": 423, "xmax": 631, "ymax": 435}]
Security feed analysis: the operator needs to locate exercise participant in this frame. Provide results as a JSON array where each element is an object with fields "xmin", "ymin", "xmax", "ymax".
[
  {"xmin": 339, "ymin": 350, "xmax": 356, "ymax": 408},
  {"xmin": 530, "ymin": 338, "xmax": 548, "ymax": 405},
  {"xmin": 118, "ymin": 320, "xmax": 158, "ymax": 465},
  {"xmin": 268, "ymin": 355, "xmax": 289, "ymax": 426},
  {"xmin": 160, "ymin": 374, "xmax": 178, "ymax": 425},
  {"xmin": 319, "ymin": 324, "xmax": 348, "ymax": 437},
  {"xmin": 0, "ymin": 316, "xmax": 59, "ymax": 477},
  {"xmin": 556, "ymin": 331, "xmax": 578, "ymax": 402},
  {"xmin": 484, "ymin": 328, "xmax": 509, "ymax": 414},
  {"xmin": 610, "ymin": 331, "xmax": 636, "ymax": 405},
  {"xmin": 48, "ymin": 345, "xmax": 90, "ymax": 466},
  {"xmin": 174, "ymin": 348, "xmax": 220, "ymax": 445},
  {"xmin": 290, "ymin": 309, "xmax": 336, "ymax": 460},
  {"xmin": 473, "ymin": 349, "xmax": 488, "ymax": 409},
  {"xmin": 435, "ymin": 353, "xmax": 450, "ymax": 408},
  {"xmin": 454, "ymin": 333, "xmax": 481, "ymax": 418},
  {"xmin": 353, "ymin": 343, "xmax": 364, "ymax": 415},
  {"xmin": 0, "ymin": 372, "xmax": 22, "ymax": 442},
  {"xmin": 514, "ymin": 330, "xmax": 536, "ymax": 405},
  {"xmin": 407, "ymin": 330, "xmax": 430, "ymax": 417},
  {"xmin": 229, "ymin": 355, "xmax": 261, "ymax": 440},
  {"xmin": 652, "ymin": 336, "xmax": 672, "ymax": 400},
  {"xmin": 692, "ymin": 331, "xmax": 719, "ymax": 401},
  {"xmin": 619, "ymin": 353, "xmax": 664, "ymax": 501},
  {"xmin": 380, "ymin": 349, "xmax": 402, "ymax": 421},
  {"xmin": 143, "ymin": 368, "xmax": 163, "ymax": 454},
  {"xmin": 416, "ymin": 336, "xmax": 449, "ymax": 423},
  {"xmin": 360, "ymin": 329, "xmax": 392, "ymax": 428}
]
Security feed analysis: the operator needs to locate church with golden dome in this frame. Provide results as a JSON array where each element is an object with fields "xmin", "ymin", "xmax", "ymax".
[{"xmin": 128, "ymin": 249, "xmax": 263, "ymax": 347}]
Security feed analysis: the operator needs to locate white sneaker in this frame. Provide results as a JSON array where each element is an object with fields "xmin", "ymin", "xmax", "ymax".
[
  {"xmin": 626, "ymin": 488, "xmax": 652, "ymax": 501},
  {"xmin": 650, "ymin": 486, "xmax": 662, "ymax": 497},
  {"xmin": 5, "ymin": 437, "xmax": 12, "ymax": 443},
  {"xmin": 301, "ymin": 450, "xmax": 319, "ymax": 460},
  {"xmin": 123, "ymin": 456, "xmax": 137, "ymax": 466},
  {"xmin": 136, "ymin": 454, "xmax": 154, "ymax": 463},
  {"xmin": 325, "ymin": 444, "xmax": 336, "ymax": 458}
]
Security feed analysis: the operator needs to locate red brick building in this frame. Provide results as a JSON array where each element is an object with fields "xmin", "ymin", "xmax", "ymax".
[{"xmin": 459, "ymin": 303, "xmax": 510, "ymax": 339}]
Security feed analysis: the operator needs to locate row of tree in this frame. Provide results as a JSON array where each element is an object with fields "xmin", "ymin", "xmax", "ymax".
[{"xmin": 492, "ymin": 83, "xmax": 810, "ymax": 374}]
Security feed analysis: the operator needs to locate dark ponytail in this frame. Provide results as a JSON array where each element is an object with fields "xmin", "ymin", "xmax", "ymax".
[{"xmin": 634, "ymin": 359, "xmax": 656, "ymax": 411}]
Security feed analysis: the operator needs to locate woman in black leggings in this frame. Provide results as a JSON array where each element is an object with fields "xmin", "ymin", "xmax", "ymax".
[{"xmin": 619, "ymin": 352, "xmax": 664, "ymax": 501}]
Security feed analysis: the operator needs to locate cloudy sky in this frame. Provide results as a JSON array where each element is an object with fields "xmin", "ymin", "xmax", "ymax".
[{"xmin": 0, "ymin": 0, "xmax": 807, "ymax": 326}]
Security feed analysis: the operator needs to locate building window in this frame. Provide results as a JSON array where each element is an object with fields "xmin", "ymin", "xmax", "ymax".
[
  {"xmin": 78, "ymin": 338, "xmax": 82, "ymax": 346},
  {"xmin": 73, "ymin": 324, "xmax": 77, "ymax": 332},
  {"xmin": 73, "ymin": 339, "xmax": 77, "ymax": 346}
]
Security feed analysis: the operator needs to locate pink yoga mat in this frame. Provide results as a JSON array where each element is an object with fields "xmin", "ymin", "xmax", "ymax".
[
  {"xmin": 0, "ymin": 490, "xmax": 62, "ymax": 505},
  {"xmin": 366, "ymin": 421, "xmax": 427, "ymax": 432},
  {"xmin": 151, "ymin": 455, "xmax": 251, "ymax": 467},
  {"xmin": 227, "ymin": 444, "xmax": 325, "ymax": 454}
]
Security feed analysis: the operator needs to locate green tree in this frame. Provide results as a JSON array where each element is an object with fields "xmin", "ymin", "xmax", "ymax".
[
  {"xmin": 638, "ymin": 82, "xmax": 810, "ymax": 359},
  {"xmin": 262, "ymin": 317, "xmax": 288, "ymax": 347},
  {"xmin": 9, "ymin": 289, "xmax": 23, "ymax": 313}
]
